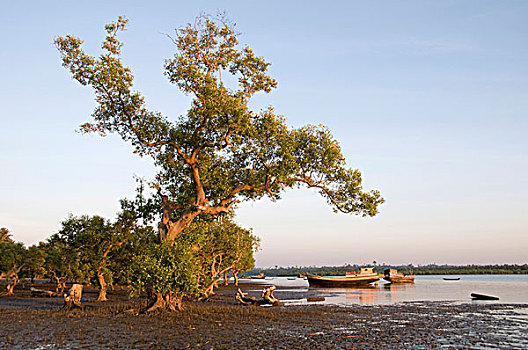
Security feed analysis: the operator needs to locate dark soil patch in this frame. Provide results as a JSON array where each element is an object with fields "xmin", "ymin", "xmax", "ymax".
[{"xmin": 1, "ymin": 283, "xmax": 527, "ymax": 349}]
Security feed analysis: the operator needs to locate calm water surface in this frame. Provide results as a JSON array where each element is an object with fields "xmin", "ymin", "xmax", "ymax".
[
  {"xmin": 239, "ymin": 275, "xmax": 528, "ymax": 348},
  {"xmin": 242, "ymin": 275, "xmax": 528, "ymax": 306}
]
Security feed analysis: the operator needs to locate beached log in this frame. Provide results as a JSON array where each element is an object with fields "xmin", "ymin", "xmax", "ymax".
[
  {"xmin": 262, "ymin": 286, "xmax": 280, "ymax": 304},
  {"xmin": 236, "ymin": 286, "xmax": 283, "ymax": 306},
  {"xmin": 307, "ymin": 297, "xmax": 325, "ymax": 302},
  {"xmin": 235, "ymin": 289, "xmax": 258, "ymax": 305},
  {"xmin": 30, "ymin": 287, "xmax": 56, "ymax": 297},
  {"xmin": 63, "ymin": 284, "xmax": 83, "ymax": 310}
]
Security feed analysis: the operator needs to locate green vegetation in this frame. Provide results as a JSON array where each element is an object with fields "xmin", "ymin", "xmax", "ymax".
[
  {"xmin": 46, "ymin": 14, "xmax": 383, "ymax": 311},
  {"xmin": 129, "ymin": 240, "xmax": 202, "ymax": 311},
  {"xmin": 0, "ymin": 195, "xmax": 258, "ymax": 305},
  {"xmin": 54, "ymin": 14, "xmax": 383, "ymax": 243},
  {"xmin": 0, "ymin": 241, "xmax": 28, "ymax": 295},
  {"xmin": 0, "ymin": 227, "xmax": 13, "ymax": 243}
]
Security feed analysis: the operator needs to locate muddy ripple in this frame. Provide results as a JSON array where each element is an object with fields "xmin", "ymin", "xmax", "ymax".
[{"xmin": 1, "ymin": 286, "xmax": 527, "ymax": 349}]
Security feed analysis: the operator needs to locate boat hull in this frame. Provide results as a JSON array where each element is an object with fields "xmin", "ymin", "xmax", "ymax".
[
  {"xmin": 307, "ymin": 274, "xmax": 380, "ymax": 287},
  {"xmin": 383, "ymin": 275, "xmax": 415, "ymax": 284},
  {"xmin": 383, "ymin": 269, "xmax": 415, "ymax": 284},
  {"xmin": 471, "ymin": 293, "xmax": 499, "ymax": 301}
]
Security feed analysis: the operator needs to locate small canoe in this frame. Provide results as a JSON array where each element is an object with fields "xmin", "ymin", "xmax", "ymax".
[
  {"xmin": 471, "ymin": 293, "xmax": 499, "ymax": 301},
  {"xmin": 307, "ymin": 297, "xmax": 325, "ymax": 302},
  {"xmin": 443, "ymin": 277, "xmax": 460, "ymax": 281}
]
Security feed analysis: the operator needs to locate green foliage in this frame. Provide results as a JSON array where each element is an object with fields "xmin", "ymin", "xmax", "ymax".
[
  {"xmin": 54, "ymin": 14, "xmax": 382, "ymax": 308},
  {"xmin": 110, "ymin": 223, "xmax": 158, "ymax": 285},
  {"xmin": 25, "ymin": 244, "xmax": 46, "ymax": 281},
  {"xmin": 41, "ymin": 240, "xmax": 78, "ymax": 291},
  {"xmin": 0, "ymin": 241, "xmax": 27, "ymax": 276},
  {"xmin": 128, "ymin": 214, "xmax": 258, "ymax": 301},
  {"xmin": 184, "ymin": 214, "xmax": 259, "ymax": 296},
  {"xmin": 128, "ymin": 239, "xmax": 201, "ymax": 301},
  {"xmin": 0, "ymin": 241, "xmax": 27, "ymax": 293},
  {"xmin": 49, "ymin": 215, "xmax": 112, "ymax": 284},
  {"xmin": 0, "ymin": 227, "xmax": 13, "ymax": 243},
  {"xmin": 408, "ymin": 264, "xmax": 528, "ymax": 275},
  {"xmin": 56, "ymin": 15, "xmax": 384, "ymax": 243},
  {"xmin": 48, "ymin": 208, "xmax": 157, "ymax": 297}
]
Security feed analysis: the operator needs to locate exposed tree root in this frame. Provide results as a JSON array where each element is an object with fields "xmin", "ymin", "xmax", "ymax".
[
  {"xmin": 145, "ymin": 292, "xmax": 183, "ymax": 313},
  {"xmin": 236, "ymin": 286, "xmax": 283, "ymax": 306}
]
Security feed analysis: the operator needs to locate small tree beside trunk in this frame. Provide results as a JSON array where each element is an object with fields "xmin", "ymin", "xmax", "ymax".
[{"xmin": 0, "ymin": 241, "xmax": 27, "ymax": 296}]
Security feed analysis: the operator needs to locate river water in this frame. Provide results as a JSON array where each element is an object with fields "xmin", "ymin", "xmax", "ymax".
[
  {"xmin": 237, "ymin": 275, "xmax": 528, "ymax": 348},
  {"xmin": 239, "ymin": 274, "xmax": 528, "ymax": 306}
]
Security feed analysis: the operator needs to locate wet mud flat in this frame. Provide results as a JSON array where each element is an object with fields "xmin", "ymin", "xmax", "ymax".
[{"xmin": 1, "ymin": 285, "xmax": 527, "ymax": 349}]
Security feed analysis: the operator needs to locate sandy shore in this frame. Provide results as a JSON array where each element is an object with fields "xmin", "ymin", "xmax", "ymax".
[{"xmin": 1, "ymin": 284, "xmax": 527, "ymax": 349}]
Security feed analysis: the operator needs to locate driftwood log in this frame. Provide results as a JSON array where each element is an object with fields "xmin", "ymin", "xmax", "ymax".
[
  {"xmin": 30, "ymin": 287, "xmax": 57, "ymax": 297},
  {"xmin": 63, "ymin": 284, "xmax": 83, "ymax": 310},
  {"xmin": 236, "ymin": 286, "xmax": 283, "ymax": 306}
]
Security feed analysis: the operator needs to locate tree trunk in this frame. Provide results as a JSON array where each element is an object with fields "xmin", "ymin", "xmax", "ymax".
[
  {"xmin": 223, "ymin": 272, "xmax": 229, "ymax": 286},
  {"xmin": 96, "ymin": 271, "xmax": 108, "ymax": 302},
  {"xmin": 53, "ymin": 275, "xmax": 60, "ymax": 294},
  {"xmin": 63, "ymin": 284, "xmax": 83, "ymax": 310},
  {"xmin": 53, "ymin": 274, "xmax": 66, "ymax": 294},
  {"xmin": 6, "ymin": 282, "xmax": 16, "ymax": 295},
  {"xmin": 233, "ymin": 272, "xmax": 239, "ymax": 286},
  {"xmin": 5, "ymin": 274, "xmax": 19, "ymax": 295},
  {"xmin": 165, "ymin": 210, "xmax": 200, "ymax": 241},
  {"xmin": 200, "ymin": 282, "xmax": 217, "ymax": 300},
  {"xmin": 145, "ymin": 291, "xmax": 183, "ymax": 312},
  {"xmin": 59, "ymin": 281, "xmax": 66, "ymax": 294}
]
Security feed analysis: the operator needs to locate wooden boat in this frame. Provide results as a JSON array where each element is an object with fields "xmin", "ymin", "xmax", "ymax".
[
  {"xmin": 383, "ymin": 269, "xmax": 415, "ymax": 284},
  {"xmin": 250, "ymin": 273, "xmax": 266, "ymax": 279},
  {"xmin": 306, "ymin": 267, "xmax": 380, "ymax": 287},
  {"xmin": 471, "ymin": 293, "xmax": 499, "ymax": 301},
  {"xmin": 307, "ymin": 297, "xmax": 325, "ymax": 302},
  {"xmin": 443, "ymin": 277, "xmax": 460, "ymax": 281}
]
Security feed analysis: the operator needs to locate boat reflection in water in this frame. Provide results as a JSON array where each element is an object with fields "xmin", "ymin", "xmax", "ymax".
[
  {"xmin": 383, "ymin": 282, "xmax": 416, "ymax": 303},
  {"xmin": 345, "ymin": 286, "xmax": 379, "ymax": 305},
  {"xmin": 306, "ymin": 283, "xmax": 421, "ymax": 305},
  {"xmin": 308, "ymin": 286, "xmax": 381, "ymax": 306}
]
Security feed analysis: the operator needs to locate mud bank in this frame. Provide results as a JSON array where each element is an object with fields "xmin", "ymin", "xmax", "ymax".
[{"xmin": 0, "ymin": 284, "xmax": 527, "ymax": 349}]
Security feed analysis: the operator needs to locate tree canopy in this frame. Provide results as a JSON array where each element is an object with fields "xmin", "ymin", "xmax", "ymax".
[
  {"xmin": 0, "ymin": 241, "xmax": 27, "ymax": 295},
  {"xmin": 55, "ymin": 15, "xmax": 384, "ymax": 243},
  {"xmin": 0, "ymin": 227, "xmax": 13, "ymax": 243}
]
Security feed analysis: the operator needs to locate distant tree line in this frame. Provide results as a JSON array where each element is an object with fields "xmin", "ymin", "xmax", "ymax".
[{"xmin": 250, "ymin": 263, "xmax": 528, "ymax": 277}]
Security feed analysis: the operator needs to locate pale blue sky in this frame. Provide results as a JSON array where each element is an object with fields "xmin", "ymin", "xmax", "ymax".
[{"xmin": 1, "ymin": 1, "xmax": 527, "ymax": 267}]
